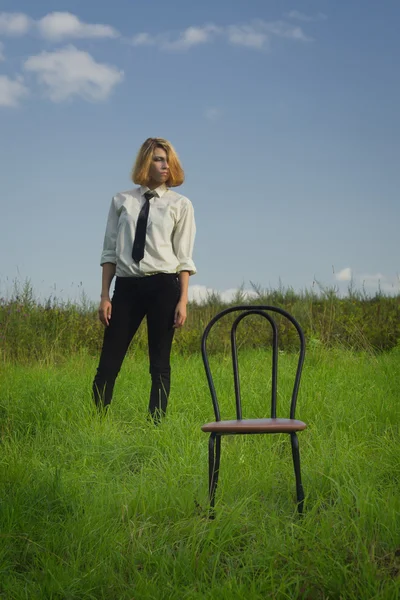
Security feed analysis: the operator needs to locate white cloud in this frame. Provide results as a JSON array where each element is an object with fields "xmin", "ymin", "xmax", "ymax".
[
  {"xmin": 189, "ymin": 285, "xmax": 257, "ymax": 304},
  {"xmin": 0, "ymin": 11, "xmax": 118, "ymax": 40},
  {"xmin": 165, "ymin": 24, "xmax": 220, "ymax": 50},
  {"xmin": 335, "ymin": 267, "xmax": 352, "ymax": 282},
  {"xmin": 227, "ymin": 25, "xmax": 268, "ymax": 49},
  {"xmin": 24, "ymin": 46, "xmax": 124, "ymax": 102},
  {"xmin": 0, "ymin": 12, "xmax": 31, "ymax": 35},
  {"xmin": 261, "ymin": 20, "xmax": 313, "ymax": 42},
  {"xmin": 130, "ymin": 19, "xmax": 312, "ymax": 52},
  {"xmin": 0, "ymin": 75, "xmax": 28, "ymax": 107},
  {"xmin": 0, "ymin": 42, "xmax": 5, "ymax": 62},
  {"xmin": 37, "ymin": 12, "xmax": 118, "ymax": 41},
  {"xmin": 132, "ymin": 24, "xmax": 220, "ymax": 50},
  {"xmin": 359, "ymin": 273, "xmax": 400, "ymax": 293},
  {"xmin": 286, "ymin": 11, "xmax": 327, "ymax": 23},
  {"xmin": 188, "ymin": 285, "xmax": 214, "ymax": 303},
  {"xmin": 219, "ymin": 288, "xmax": 258, "ymax": 303},
  {"xmin": 131, "ymin": 32, "xmax": 154, "ymax": 46},
  {"xmin": 333, "ymin": 268, "xmax": 400, "ymax": 294},
  {"xmin": 205, "ymin": 107, "xmax": 221, "ymax": 121}
]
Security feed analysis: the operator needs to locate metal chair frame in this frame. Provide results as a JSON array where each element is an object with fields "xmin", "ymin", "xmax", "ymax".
[{"xmin": 201, "ymin": 305, "xmax": 306, "ymax": 514}]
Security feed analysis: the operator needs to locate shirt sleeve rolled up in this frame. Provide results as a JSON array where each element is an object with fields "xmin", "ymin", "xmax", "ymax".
[
  {"xmin": 172, "ymin": 198, "xmax": 197, "ymax": 275},
  {"xmin": 100, "ymin": 196, "xmax": 118, "ymax": 265}
]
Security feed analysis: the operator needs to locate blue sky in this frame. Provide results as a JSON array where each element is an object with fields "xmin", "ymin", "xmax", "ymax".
[{"xmin": 1, "ymin": 0, "xmax": 399, "ymax": 303}]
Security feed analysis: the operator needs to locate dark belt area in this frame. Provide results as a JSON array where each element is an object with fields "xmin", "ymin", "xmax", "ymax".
[{"xmin": 115, "ymin": 273, "xmax": 178, "ymax": 287}]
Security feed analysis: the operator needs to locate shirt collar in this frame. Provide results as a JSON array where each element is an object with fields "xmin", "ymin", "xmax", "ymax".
[{"xmin": 140, "ymin": 183, "xmax": 168, "ymax": 199}]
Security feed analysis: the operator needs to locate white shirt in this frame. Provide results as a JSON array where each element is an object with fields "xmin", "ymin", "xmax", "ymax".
[{"xmin": 100, "ymin": 184, "xmax": 196, "ymax": 277}]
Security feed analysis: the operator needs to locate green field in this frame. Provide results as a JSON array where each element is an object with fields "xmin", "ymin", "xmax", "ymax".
[{"xmin": 1, "ymin": 347, "xmax": 399, "ymax": 599}]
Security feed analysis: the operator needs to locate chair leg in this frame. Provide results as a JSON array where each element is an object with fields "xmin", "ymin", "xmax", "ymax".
[
  {"xmin": 208, "ymin": 433, "xmax": 221, "ymax": 515},
  {"xmin": 290, "ymin": 433, "xmax": 305, "ymax": 514}
]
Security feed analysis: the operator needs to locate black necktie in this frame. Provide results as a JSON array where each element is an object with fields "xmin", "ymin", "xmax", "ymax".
[{"xmin": 132, "ymin": 191, "xmax": 155, "ymax": 263}]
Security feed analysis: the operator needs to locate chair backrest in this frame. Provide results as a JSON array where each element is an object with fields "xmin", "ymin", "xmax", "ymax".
[{"xmin": 201, "ymin": 305, "xmax": 306, "ymax": 421}]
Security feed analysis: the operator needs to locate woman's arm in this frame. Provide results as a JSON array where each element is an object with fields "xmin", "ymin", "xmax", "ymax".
[
  {"xmin": 98, "ymin": 196, "xmax": 119, "ymax": 326},
  {"xmin": 174, "ymin": 270, "xmax": 189, "ymax": 328},
  {"xmin": 98, "ymin": 262, "xmax": 116, "ymax": 326}
]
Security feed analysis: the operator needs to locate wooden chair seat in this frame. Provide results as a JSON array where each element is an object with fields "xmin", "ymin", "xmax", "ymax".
[{"xmin": 202, "ymin": 418, "xmax": 307, "ymax": 434}]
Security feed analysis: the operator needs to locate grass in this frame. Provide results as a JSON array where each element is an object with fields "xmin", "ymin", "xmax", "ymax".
[
  {"xmin": 0, "ymin": 347, "xmax": 399, "ymax": 599},
  {"xmin": 1, "ymin": 279, "xmax": 400, "ymax": 363}
]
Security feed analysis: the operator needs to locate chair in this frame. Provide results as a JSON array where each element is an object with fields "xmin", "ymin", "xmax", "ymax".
[{"xmin": 201, "ymin": 305, "xmax": 307, "ymax": 515}]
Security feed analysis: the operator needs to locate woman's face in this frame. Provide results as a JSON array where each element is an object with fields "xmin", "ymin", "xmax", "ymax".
[{"xmin": 148, "ymin": 147, "xmax": 169, "ymax": 187}]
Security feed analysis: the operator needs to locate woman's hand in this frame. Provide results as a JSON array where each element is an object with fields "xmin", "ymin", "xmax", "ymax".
[
  {"xmin": 174, "ymin": 300, "xmax": 187, "ymax": 328},
  {"xmin": 98, "ymin": 297, "xmax": 112, "ymax": 326}
]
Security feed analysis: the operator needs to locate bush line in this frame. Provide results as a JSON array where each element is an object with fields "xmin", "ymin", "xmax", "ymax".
[{"xmin": 1, "ymin": 279, "xmax": 399, "ymax": 363}]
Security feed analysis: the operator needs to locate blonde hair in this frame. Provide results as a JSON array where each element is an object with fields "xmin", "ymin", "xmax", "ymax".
[{"xmin": 131, "ymin": 138, "xmax": 184, "ymax": 187}]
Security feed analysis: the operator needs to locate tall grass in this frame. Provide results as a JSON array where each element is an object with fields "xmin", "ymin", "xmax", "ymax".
[
  {"xmin": 1, "ymin": 280, "xmax": 400, "ymax": 363},
  {"xmin": 1, "ymin": 347, "xmax": 399, "ymax": 598},
  {"xmin": 1, "ymin": 279, "xmax": 399, "ymax": 597}
]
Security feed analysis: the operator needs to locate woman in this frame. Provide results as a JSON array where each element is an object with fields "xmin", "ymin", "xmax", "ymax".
[{"xmin": 92, "ymin": 137, "xmax": 196, "ymax": 421}]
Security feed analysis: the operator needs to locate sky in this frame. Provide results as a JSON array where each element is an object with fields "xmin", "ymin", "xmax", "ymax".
[{"xmin": 1, "ymin": 0, "xmax": 399, "ymax": 304}]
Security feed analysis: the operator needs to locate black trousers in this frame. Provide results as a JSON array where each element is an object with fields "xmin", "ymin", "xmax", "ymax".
[{"xmin": 92, "ymin": 273, "xmax": 180, "ymax": 417}]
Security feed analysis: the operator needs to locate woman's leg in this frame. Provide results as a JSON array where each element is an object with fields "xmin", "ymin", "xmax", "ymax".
[
  {"xmin": 92, "ymin": 278, "xmax": 146, "ymax": 408},
  {"xmin": 146, "ymin": 274, "xmax": 180, "ymax": 421}
]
